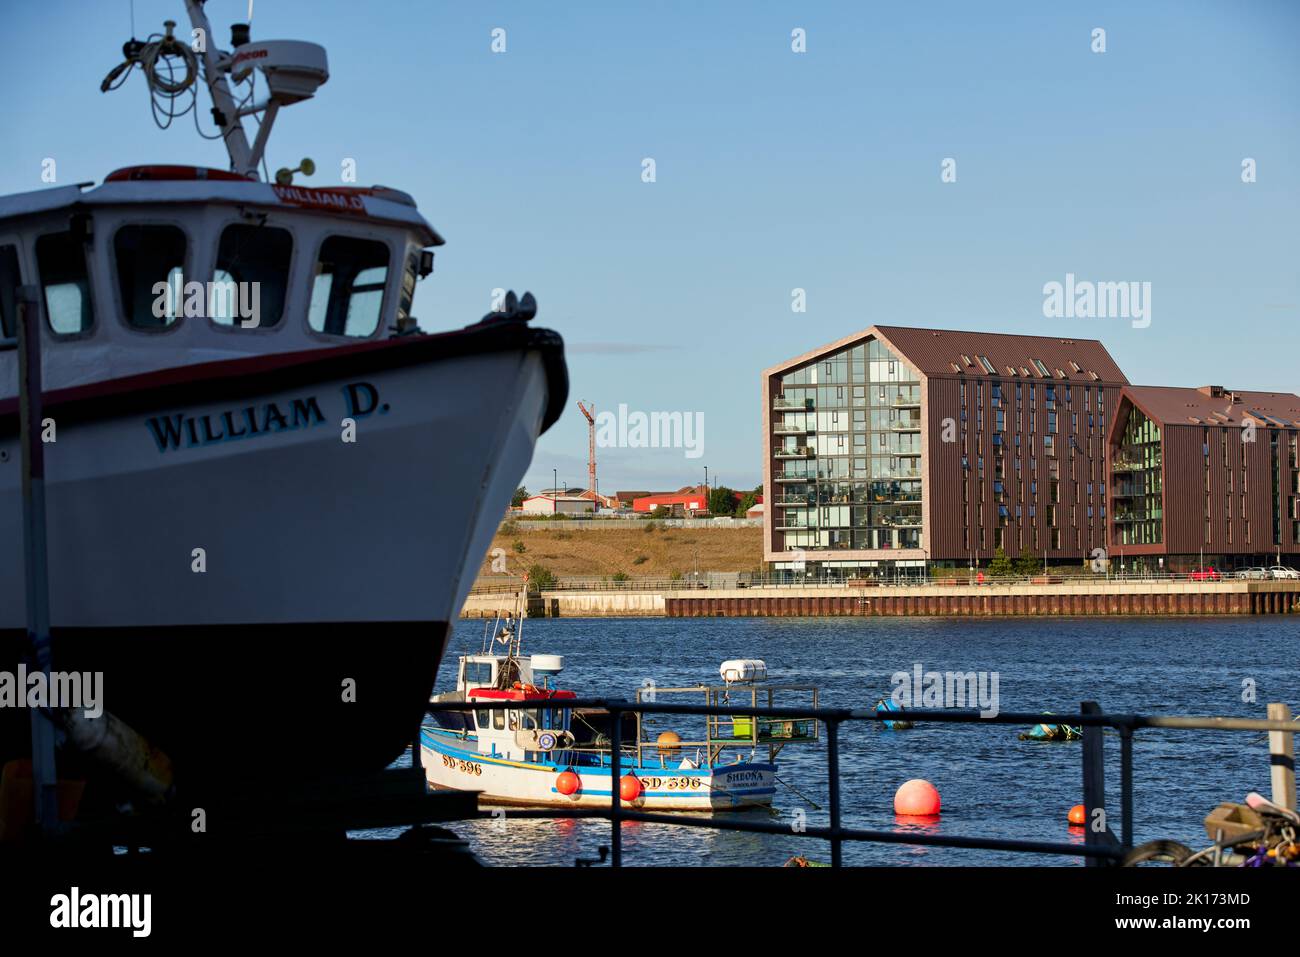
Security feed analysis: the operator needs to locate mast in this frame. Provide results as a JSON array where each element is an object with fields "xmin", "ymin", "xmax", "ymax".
[{"xmin": 183, "ymin": 0, "xmax": 257, "ymax": 177}]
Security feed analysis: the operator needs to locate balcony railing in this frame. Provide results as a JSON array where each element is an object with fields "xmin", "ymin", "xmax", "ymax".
[
  {"xmin": 774, "ymin": 446, "xmax": 813, "ymax": 458},
  {"xmin": 881, "ymin": 516, "xmax": 923, "ymax": 528},
  {"xmin": 1113, "ymin": 510, "xmax": 1162, "ymax": 523},
  {"xmin": 773, "ymin": 398, "xmax": 814, "ymax": 411},
  {"xmin": 1113, "ymin": 457, "xmax": 1159, "ymax": 472}
]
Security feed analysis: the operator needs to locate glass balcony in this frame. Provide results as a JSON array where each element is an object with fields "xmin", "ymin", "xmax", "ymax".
[
  {"xmin": 774, "ymin": 446, "xmax": 813, "ymax": 458},
  {"xmin": 775, "ymin": 519, "xmax": 816, "ymax": 530}
]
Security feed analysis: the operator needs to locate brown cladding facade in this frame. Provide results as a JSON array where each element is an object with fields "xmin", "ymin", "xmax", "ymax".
[
  {"xmin": 1108, "ymin": 385, "xmax": 1300, "ymax": 567},
  {"xmin": 763, "ymin": 325, "xmax": 1129, "ymax": 571}
]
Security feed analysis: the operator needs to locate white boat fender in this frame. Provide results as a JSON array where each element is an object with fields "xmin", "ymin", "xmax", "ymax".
[{"xmin": 720, "ymin": 659, "xmax": 767, "ymax": 683}]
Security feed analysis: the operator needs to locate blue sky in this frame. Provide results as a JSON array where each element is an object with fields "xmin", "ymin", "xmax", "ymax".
[{"xmin": 4, "ymin": 1, "xmax": 1298, "ymax": 495}]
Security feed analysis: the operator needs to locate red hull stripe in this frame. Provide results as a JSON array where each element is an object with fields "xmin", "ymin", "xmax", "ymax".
[{"xmin": 0, "ymin": 320, "xmax": 568, "ymax": 437}]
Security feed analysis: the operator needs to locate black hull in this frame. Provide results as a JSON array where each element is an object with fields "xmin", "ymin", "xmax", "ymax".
[{"xmin": 1, "ymin": 621, "xmax": 451, "ymax": 804}]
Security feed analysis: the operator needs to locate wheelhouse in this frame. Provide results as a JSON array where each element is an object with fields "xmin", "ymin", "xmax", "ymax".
[{"xmin": 0, "ymin": 168, "xmax": 443, "ymax": 396}]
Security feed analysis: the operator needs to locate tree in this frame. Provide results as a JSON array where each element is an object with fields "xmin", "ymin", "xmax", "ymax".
[
  {"xmin": 707, "ymin": 485, "xmax": 736, "ymax": 516},
  {"xmin": 511, "ymin": 486, "xmax": 529, "ymax": 508},
  {"xmin": 988, "ymin": 547, "xmax": 1014, "ymax": 578},
  {"xmin": 1013, "ymin": 552, "xmax": 1041, "ymax": 577},
  {"xmin": 526, "ymin": 563, "xmax": 556, "ymax": 590}
]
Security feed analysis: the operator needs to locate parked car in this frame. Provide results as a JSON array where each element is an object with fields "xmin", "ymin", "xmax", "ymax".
[
  {"xmin": 1188, "ymin": 566, "xmax": 1221, "ymax": 582},
  {"xmin": 1235, "ymin": 567, "xmax": 1271, "ymax": 580},
  {"xmin": 1268, "ymin": 565, "xmax": 1300, "ymax": 580}
]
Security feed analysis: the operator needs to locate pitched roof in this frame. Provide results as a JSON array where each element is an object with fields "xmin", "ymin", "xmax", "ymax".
[
  {"xmin": 871, "ymin": 326, "xmax": 1128, "ymax": 383},
  {"xmin": 763, "ymin": 324, "xmax": 1129, "ymax": 383},
  {"xmin": 1122, "ymin": 385, "xmax": 1300, "ymax": 428}
]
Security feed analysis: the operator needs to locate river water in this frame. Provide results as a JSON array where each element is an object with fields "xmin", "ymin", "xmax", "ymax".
[{"xmin": 400, "ymin": 615, "xmax": 1297, "ymax": 866}]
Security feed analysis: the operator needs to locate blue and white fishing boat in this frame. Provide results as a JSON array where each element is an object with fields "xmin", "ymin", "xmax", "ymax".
[{"xmin": 423, "ymin": 612, "xmax": 820, "ymax": 812}]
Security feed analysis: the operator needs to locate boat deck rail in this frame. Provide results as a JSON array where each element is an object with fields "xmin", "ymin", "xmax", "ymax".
[
  {"xmin": 635, "ymin": 682, "xmax": 820, "ymax": 763},
  {"xmin": 421, "ymin": 698, "xmax": 1297, "ymax": 867}
]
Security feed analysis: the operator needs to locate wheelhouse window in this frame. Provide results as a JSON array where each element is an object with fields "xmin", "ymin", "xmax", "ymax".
[
  {"xmin": 308, "ymin": 236, "xmax": 389, "ymax": 337},
  {"xmin": 211, "ymin": 224, "xmax": 292, "ymax": 328},
  {"xmin": 114, "ymin": 225, "xmax": 186, "ymax": 329},
  {"xmin": 36, "ymin": 231, "xmax": 94, "ymax": 335},
  {"xmin": 0, "ymin": 244, "xmax": 19, "ymax": 340}
]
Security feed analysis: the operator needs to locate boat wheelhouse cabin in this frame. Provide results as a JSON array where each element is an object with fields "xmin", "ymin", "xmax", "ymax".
[{"xmin": 0, "ymin": 168, "xmax": 443, "ymax": 396}]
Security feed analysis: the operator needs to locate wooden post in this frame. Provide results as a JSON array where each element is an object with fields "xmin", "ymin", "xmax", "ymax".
[
  {"xmin": 1267, "ymin": 702, "xmax": 1296, "ymax": 811},
  {"xmin": 1081, "ymin": 701, "xmax": 1119, "ymax": 866}
]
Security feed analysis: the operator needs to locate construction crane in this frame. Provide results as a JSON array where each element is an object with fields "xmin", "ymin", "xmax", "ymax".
[{"xmin": 576, "ymin": 401, "xmax": 598, "ymax": 506}]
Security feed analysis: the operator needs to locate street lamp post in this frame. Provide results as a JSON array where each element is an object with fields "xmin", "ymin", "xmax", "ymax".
[{"xmin": 552, "ymin": 468, "xmax": 557, "ymax": 515}]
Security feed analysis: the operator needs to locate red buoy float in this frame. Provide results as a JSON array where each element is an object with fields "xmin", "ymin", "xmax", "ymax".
[
  {"xmin": 1068, "ymin": 804, "xmax": 1086, "ymax": 826},
  {"xmin": 893, "ymin": 779, "xmax": 941, "ymax": 816},
  {"xmin": 556, "ymin": 770, "xmax": 580, "ymax": 796},
  {"xmin": 619, "ymin": 774, "xmax": 642, "ymax": 802}
]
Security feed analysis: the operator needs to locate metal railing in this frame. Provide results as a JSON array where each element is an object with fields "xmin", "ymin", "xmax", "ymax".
[{"xmin": 419, "ymin": 698, "xmax": 1297, "ymax": 867}]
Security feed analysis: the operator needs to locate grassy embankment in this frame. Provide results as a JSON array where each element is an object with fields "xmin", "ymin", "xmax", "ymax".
[{"xmin": 476, "ymin": 522, "xmax": 764, "ymax": 584}]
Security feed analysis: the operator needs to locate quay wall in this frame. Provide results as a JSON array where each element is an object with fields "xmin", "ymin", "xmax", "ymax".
[{"xmin": 461, "ymin": 581, "xmax": 1300, "ymax": 619}]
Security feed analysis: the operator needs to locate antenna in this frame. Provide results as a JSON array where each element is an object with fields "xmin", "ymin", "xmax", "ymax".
[{"xmin": 101, "ymin": 1, "xmax": 329, "ymax": 179}]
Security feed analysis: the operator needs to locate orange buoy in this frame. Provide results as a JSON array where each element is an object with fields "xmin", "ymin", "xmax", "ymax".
[
  {"xmin": 656, "ymin": 731, "xmax": 681, "ymax": 752},
  {"xmin": 1068, "ymin": 804, "xmax": 1086, "ymax": 825},
  {"xmin": 556, "ymin": 770, "xmax": 580, "ymax": 796},
  {"xmin": 893, "ymin": 779, "xmax": 941, "ymax": 816},
  {"xmin": 619, "ymin": 774, "xmax": 642, "ymax": 802}
]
